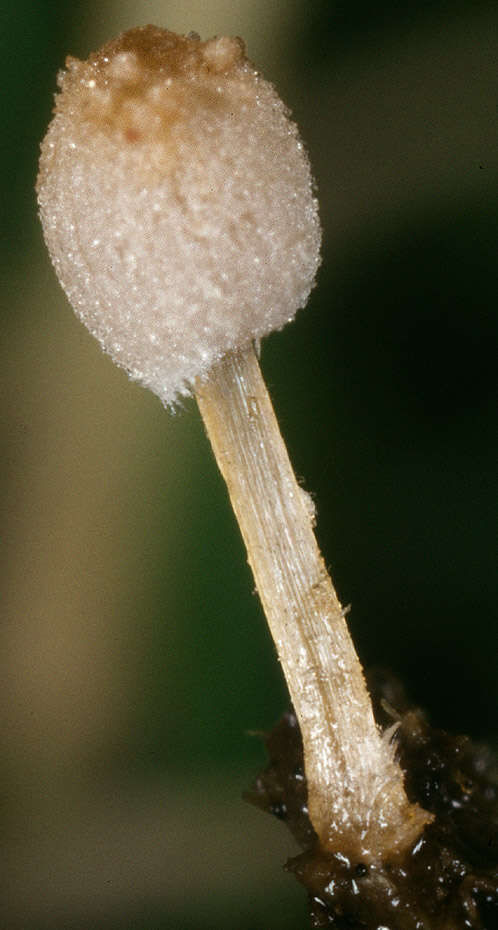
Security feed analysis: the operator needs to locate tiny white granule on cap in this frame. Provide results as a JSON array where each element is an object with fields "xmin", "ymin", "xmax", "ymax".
[{"xmin": 37, "ymin": 25, "xmax": 321, "ymax": 406}]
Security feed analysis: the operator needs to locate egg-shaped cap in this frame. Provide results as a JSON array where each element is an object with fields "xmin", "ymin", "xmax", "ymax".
[{"xmin": 37, "ymin": 25, "xmax": 321, "ymax": 405}]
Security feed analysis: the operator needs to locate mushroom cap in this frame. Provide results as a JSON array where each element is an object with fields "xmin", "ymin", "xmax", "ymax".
[{"xmin": 37, "ymin": 26, "xmax": 321, "ymax": 405}]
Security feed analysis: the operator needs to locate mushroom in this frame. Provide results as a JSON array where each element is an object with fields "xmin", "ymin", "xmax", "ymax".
[{"xmin": 37, "ymin": 25, "xmax": 432, "ymax": 863}]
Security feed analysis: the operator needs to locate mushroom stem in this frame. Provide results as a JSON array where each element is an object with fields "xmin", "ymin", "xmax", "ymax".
[{"xmin": 196, "ymin": 343, "xmax": 432, "ymax": 862}]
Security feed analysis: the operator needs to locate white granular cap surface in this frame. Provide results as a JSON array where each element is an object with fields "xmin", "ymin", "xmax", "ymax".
[{"xmin": 37, "ymin": 26, "xmax": 321, "ymax": 406}]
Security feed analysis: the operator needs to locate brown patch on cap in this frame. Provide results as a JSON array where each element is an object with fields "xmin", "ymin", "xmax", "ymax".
[
  {"xmin": 91, "ymin": 25, "xmax": 245, "ymax": 79},
  {"xmin": 57, "ymin": 26, "xmax": 249, "ymax": 150}
]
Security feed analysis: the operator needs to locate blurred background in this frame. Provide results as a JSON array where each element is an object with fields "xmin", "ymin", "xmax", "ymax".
[{"xmin": 1, "ymin": 0, "xmax": 497, "ymax": 927}]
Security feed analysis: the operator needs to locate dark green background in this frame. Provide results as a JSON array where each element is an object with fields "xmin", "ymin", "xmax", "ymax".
[{"xmin": 2, "ymin": 1, "xmax": 496, "ymax": 927}]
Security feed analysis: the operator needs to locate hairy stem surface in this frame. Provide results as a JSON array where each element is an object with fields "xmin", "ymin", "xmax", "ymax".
[{"xmin": 196, "ymin": 344, "xmax": 431, "ymax": 861}]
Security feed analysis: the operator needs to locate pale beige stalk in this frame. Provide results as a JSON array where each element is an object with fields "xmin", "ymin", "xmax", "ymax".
[{"xmin": 196, "ymin": 344, "xmax": 432, "ymax": 862}]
